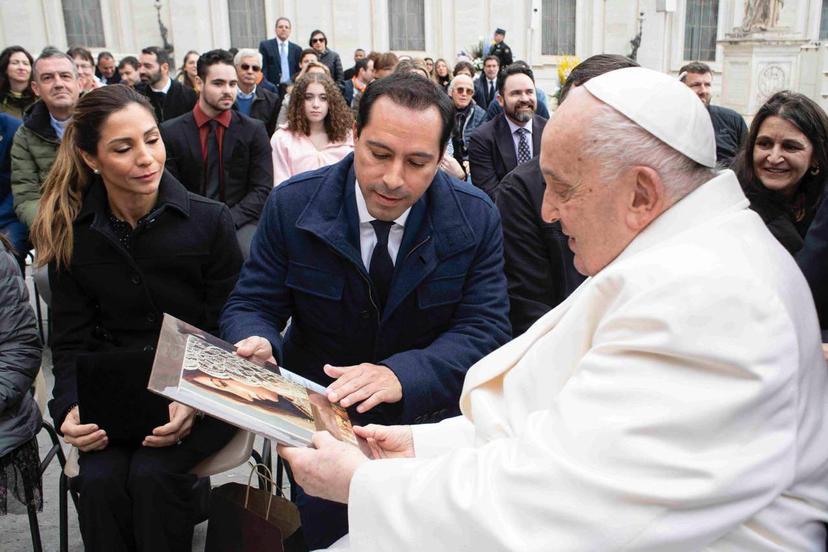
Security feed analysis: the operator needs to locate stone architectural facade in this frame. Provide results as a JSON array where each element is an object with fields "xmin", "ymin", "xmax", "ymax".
[{"xmin": 0, "ymin": 0, "xmax": 825, "ymax": 115}]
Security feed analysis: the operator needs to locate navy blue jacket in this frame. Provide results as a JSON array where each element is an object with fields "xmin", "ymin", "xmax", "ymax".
[
  {"xmin": 259, "ymin": 39, "xmax": 301, "ymax": 86},
  {"xmin": 220, "ymin": 154, "xmax": 511, "ymax": 425}
]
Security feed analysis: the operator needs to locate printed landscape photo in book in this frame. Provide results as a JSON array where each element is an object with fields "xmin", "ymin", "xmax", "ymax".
[{"xmin": 148, "ymin": 314, "xmax": 357, "ymax": 446}]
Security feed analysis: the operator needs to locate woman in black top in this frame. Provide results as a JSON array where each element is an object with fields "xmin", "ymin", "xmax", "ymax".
[
  {"xmin": 31, "ymin": 85, "xmax": 241, "ymax": 551},
  {"xmin": 733, "ymin": 91, "xmax": 828, "ymax": 254}
]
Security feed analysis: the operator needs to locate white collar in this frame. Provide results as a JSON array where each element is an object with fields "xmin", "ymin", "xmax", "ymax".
[
  {"xmin": 354, "ymin": 180, "xmax": 411, "ymax": 228},
  {"xmin": 506, "ymin": 116, "xmax": 533, "ymax": 135},
  {"xmin": 237, "ymin": 85, "xmax": 256, "ymax": 99},
  {"xmin": 151, "ymin": 76, "xmax": 172, "ymax": 94},
  {"xmin": 613, "ymin": 170, "xmax": 749, "ymax": 266}
]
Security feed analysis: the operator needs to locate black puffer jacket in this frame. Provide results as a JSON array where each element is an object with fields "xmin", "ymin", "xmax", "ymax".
[{"xmin": 0, "ymin": 240, "xmax": 42, "ymax": 457}]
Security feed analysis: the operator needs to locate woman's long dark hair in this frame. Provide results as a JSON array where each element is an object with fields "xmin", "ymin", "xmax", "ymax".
[
  {"xmin": 0, "ymin": 46, "xmax": 34, "ymax": 98},
  {"xmin": 733, "ymin": 90, "xmax": 828, "ymax": 226},
  {"xmin": 31, "ymin": 85, "xmax": 156, "ymax": 269}
]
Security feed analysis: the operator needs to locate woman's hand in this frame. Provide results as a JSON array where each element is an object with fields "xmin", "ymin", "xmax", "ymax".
[
  {"xmin": 143, "ymin": 402, "xmax": 197, "ymax": 447},
  {"xmin": 439, "ymin": 154, "xmax": 466, "ymax": 180},
  {"xmin": 353, "ymin": 424, "xmax": 415, "ymax": 459},
  {"xmin": 61, "ymin": 406, "xmax": 108, "ymax": 452}
]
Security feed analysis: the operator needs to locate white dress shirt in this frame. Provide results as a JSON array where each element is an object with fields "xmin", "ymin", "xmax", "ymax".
[
  {"xmin": 354, "ymin": 181, "xmax": 411, "ymax": 270},
  {"xmin": 506, "ymin": 117, "xmax": 533, "ymax": 159}
]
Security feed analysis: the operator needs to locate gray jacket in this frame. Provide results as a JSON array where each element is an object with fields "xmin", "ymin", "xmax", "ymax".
[{"xmin": 0, "ymin": 241, "xmax": 42, "ymax": 457}]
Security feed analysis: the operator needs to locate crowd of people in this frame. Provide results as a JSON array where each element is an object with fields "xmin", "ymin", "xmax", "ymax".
[{"xmin": 1, "ymin": 13, "xmax": 828, "ymax": 552}]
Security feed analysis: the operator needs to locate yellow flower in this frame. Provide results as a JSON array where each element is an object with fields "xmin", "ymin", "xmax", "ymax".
[{"xmin": 557, "ymin": 56, "xmax": 581, "ymax": 86}]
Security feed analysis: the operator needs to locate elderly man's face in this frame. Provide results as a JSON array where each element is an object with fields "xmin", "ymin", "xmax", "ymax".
[
  {"xmin": 450, "ymin": 76, "xmax": 474, "ymax": 109},
  {"xmin": 354, "ymin": 97, "xmax": 442, "ymax": 221},
  {"xmin": 236, "ymin": 55, "xmax": 261, "ymax": 88},
  {"xmin": 540, "ymin": 89, "xmax": 636, "ymax": 276}
]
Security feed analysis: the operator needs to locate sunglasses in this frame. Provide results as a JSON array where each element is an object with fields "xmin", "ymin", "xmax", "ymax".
[
  {"xmin": 240, "ymin": 63, "xmax": 261, "ymax": 72},
  {"xmin": 311, "ymin": 37, "xmax": 326, "ymax": 43}
]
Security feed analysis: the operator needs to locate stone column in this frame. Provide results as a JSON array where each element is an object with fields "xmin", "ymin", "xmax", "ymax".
[{"xmin": 719, "ymin": 31, "xmax": 807, "ymax": 117}]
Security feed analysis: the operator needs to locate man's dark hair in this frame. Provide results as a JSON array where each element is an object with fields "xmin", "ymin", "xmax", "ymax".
[
  {"xmin": 66, "ymin": 46, "xmax": 93, "ymax": 65},
  {"xmin": 142, "ymin": 46, "xmax": 174, "ymax": 71},
  {"xmin": 483, "ymin": 55, "xmax": 500, "ymax": 67},
  {"xmin": 354, "ymin": 58, "xmax": 370, "ymax": 76},
  {"xmin": 300, "ymin": 48, "xmax": 318, "ymax": 62},
  {"xmin": 97, "ymin": 51, "xmax": 114, "ymax": 63},
  {"xmin": 560, "ymin": 54, "xmax": 639, "ymax": 103},
  {"xmin": 196, "ymin": 49, "xmax": 235, "ymax": 81},
  {"xmin": 679, "ymin": 61, "xmax": 712, "ymax": 80},
  {"xmin": 275, "ymin": 16, "xmax": 291, "ymax": 28},
  {"xmin": 357, "ymin": 72, "xmax": 455, "ymax": 151},
  {"xmin": 453, "ymin": 61, "xmax": 475, "ymax": 78},
  {"xmin": 496, "ymin": 64, "xmax": 534, "ymax": 96},
  {"xmin": 118, "ymin": 56, "xmax": 139, "ymax": 70}
]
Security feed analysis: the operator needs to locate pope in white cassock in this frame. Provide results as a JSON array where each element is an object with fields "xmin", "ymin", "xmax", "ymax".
[{"xmin": 279, "ymin": 67, "xmax": 828, "ymax": 551}]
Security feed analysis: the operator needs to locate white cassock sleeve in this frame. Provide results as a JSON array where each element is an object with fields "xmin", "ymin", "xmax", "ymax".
[
  {"xmin": 411, "ymin": 415, "xmax": 476, "ymax": 458},
  {"xmin": 346, "ymin": 276, "xmax": 807, "ymax": 551}
]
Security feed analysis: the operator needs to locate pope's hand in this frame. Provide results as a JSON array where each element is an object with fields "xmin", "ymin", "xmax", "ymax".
[
  {"xmin": 353, "ymin": 424, "xmax": 415, "ymax": 459},
  {"xmin": 324, "ymin": 363, "xmax": 402, "ymax": 413},
  {"xmin": 234, "ymin": 336, "xmax": 277, "ymax": 366},
  {"xmin": 277, "ymin": 431, "xmax": 369, "ymax": 504}
]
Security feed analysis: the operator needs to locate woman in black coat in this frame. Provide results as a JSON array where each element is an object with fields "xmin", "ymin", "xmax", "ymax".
[
  {"xmin": 31, "ymin": 85, "xmax": 242, "ymax": 552},
  {"xmin": 733, "ymin": 91, "xmax": 828, "ymax": 255}
]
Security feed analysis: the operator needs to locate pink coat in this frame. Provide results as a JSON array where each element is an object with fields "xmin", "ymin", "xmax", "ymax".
[{"xmin": 270, "ymin": 126, "xmax": 354, "ymax": 186}]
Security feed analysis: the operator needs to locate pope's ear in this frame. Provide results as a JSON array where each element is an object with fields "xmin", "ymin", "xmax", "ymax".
[{"xmin": 626, "ymin": 166, "xmax": 666, "ymax": 230}]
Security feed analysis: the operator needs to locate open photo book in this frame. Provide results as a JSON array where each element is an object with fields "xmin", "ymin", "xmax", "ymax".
[{"xmin": 148, "ymin": 314, "xmax": 359, "ymax": 448}]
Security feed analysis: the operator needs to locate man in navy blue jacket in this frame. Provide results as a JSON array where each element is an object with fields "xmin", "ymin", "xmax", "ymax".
[{"xmin": 220, "ymin": 73, "xmax": 511, "ymax": 549}]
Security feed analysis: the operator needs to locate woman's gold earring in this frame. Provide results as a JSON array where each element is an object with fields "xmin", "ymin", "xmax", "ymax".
[{"xmin": 810, "ymin": 165, "xmax": 820, "ymax": 176}]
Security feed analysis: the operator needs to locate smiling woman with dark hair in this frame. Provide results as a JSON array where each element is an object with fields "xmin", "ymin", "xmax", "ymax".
[
  {"xmin": 31, "ymin": 84, "xmax": 241, "ymax": 551},
  {"xmin": 733, "ymin": 90, "xmax": 828, "ymax": 254}
]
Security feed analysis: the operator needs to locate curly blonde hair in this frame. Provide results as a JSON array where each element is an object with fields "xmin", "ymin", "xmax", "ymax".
[{"xmin": 287, "ymin": 72, "xmax": 353, "ymax": 143}]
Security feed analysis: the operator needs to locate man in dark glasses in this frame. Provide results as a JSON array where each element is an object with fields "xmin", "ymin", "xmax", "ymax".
[
  {"xmin": 309, "ymin": 29, "xmax": 344, "ymax": 84},
  {"xmin": 233, "ymin": 48, "xmax": 281, "ymax": 136}
]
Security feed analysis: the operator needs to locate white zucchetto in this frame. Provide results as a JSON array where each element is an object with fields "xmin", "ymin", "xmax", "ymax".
[{"xmin": 583, "ymin": 67, "xmax": 717, "ymax": 168}]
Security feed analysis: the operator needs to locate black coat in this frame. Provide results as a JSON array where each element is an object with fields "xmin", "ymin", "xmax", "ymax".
[
  {"xmin": 48, "ymin": 173, "xmax": 242, "ymax": 427},
  {"xmin": 797, "ymin": 192, "xmax": 828, "ymax": 329},
  {"xmin": 709, "ymin": 104, "xmax": 747, "ymax": 167},
  {"xmin": 489, "ymin": 41, "xmax": 513, "ymax": 67},
  {"xmin": 137, "ymin": 80, "xmax": 198, "ymax": 123},
  {"xmin": 468, "ymin": 113, "xmax": 547, "ymax": 199},
  {"xmin": 233, "ymin": 85, "xmax": 282, "ymax": 137},
  {"xmin": 473, "ymin": 77, "xmax": 497, "ymax": 111},
  {"xmin": 161, "ymin": 111, "xmax": 273, "ymax": 228},
  {"xmin": 259, "ymin": 39, "xmax": 301, "ymax": 86},
  {"xmin": 495, "ymin": 157, "xmax": 585, "ymax": 335}
]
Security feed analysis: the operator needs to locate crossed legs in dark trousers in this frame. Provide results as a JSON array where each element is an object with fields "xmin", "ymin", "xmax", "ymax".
[{"xmin": 76, "ymin": 417, "xmax": 236, "ymax": 552}]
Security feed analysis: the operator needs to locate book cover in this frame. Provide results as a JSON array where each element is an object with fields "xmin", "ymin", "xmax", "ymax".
[{"xmin": 148, "ymin": 314, "xmax": 357, "ymax": 448}]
